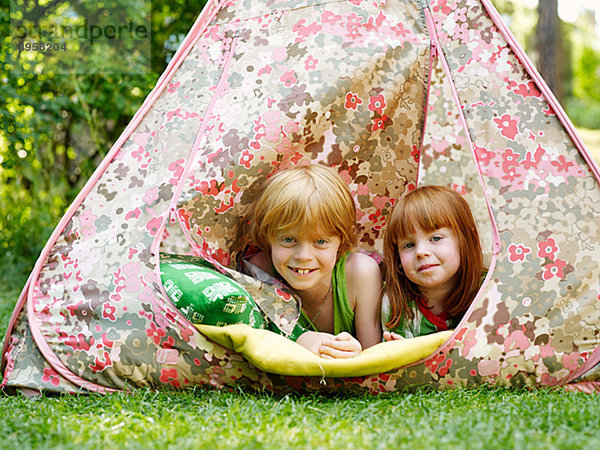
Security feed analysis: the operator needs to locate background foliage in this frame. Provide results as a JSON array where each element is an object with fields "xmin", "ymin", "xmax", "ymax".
[
  {"xmin": 1, "ymin": 0, "xmax": 599, "ymax": 294},
  {"xmin": 0, "ymin": 0, "xmax": 207, "ymax": 289},
  {"xmin": 494, "ymin": 0, "xmax": 600, "ymax": 128}
]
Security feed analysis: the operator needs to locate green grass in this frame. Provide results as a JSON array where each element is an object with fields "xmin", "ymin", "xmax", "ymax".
[
  {"xmin": 0, "ymin": 387, "xmax": 599, "ymax": 449},
  {"xmin": 0, "ymin": 387, "xmax": 597, "ymax": 449}
]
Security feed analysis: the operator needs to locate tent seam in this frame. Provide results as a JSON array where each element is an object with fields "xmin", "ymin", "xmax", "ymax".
[
  {"xmin": 415, "ymin": 3, "xmax": 432, "ymax": 187},
  {"xmin": 412, "ymin": 5, "xmax": 501, "ymax": 369},
  {"xmin": 150, "ymin": 30, "xmax": 241, "ymax": 256}
]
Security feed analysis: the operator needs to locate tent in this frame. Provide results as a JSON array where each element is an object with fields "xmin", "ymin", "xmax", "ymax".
[{"xmin": 2, "ymin": 0, "xmax": 600, "ymax": 395}]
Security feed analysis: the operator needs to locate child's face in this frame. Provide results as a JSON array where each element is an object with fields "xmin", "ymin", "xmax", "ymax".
[
  {"xmin": 269, "ymin": 226, "xmax": 341, "ymax": 296},
  {"xmin": 397, "ymin": 226, "xmax": 460, "ymax": 294}
]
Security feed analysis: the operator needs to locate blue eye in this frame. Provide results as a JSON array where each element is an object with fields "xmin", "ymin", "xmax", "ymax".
[
  {"xmin": 315, "ymin": 238, "xmax": 327, "ymax": 246},
  {"xmin": 402, "ymin": 242, "xmax": 414, "ymax": 249},
  {"xmin": 432, "ymin": 236, "xmax": 442, "ymax": 242},
  {"xmin": 281, "ymin": 237, "xmax": 295, "ymax": 244}
]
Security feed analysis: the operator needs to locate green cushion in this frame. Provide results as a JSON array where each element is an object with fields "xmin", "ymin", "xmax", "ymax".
[{"xmin": 160, "ymin": 258, "xmax": 266, "ymax": 328}]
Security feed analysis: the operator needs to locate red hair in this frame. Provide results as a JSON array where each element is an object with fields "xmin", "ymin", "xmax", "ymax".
[{"xmin": 383, "ymin": 185, "xmax": 484, "ymax": 330}]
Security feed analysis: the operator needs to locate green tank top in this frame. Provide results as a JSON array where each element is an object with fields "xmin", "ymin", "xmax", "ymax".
[{"xmin": 298, "ymin": 253, "xmax": 355, "ymax": 335}]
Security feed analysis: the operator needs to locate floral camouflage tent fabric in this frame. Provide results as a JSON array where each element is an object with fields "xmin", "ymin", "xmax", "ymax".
[{"xmin": 2, "ymin": 0, "xmax": 600, "ymax": 394}]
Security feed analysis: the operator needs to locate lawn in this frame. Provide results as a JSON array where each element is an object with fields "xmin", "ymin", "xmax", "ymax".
[
  {"xmin": 2, "ymin": 129, "xmax": 600, "ymax": 449},
  {"xmin": 1, "ymin": 386, "xmax": 599, "ymax": 449}
]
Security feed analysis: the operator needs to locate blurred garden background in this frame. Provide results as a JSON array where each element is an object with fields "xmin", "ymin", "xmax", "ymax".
[{"xmin": 1, "ymin": 0, "xmax": 599, "ymax": 297}]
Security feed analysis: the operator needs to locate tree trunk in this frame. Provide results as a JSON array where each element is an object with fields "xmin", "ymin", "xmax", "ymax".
[{"xmin": 536, "ymin": 0, "xmax": 562, "ymax": 102}]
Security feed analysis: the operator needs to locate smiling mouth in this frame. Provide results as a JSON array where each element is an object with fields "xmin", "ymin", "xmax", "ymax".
[
  {"xmin": 418, "ymin": 264, "xmax": 437, "ymax": 272},
  {"xmin": 290, "ymin": 267, "xmax": 316, "ymax": 275}
]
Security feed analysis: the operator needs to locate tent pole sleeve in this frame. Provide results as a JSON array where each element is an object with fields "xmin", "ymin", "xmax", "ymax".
[
  {"xmin": 0, "ymin": 276, "xmax": 32, "ymax": 381},
  {"xmin": 423, "ymin": 5, "xmax": 501, "ymax": 257},
  {"xmin": 419, "ymin": 5, "xmax": 501, "ymax": 357},
  {"xmin": 480, "ymin": 0, "xmax": 600, "ymax": 180}
]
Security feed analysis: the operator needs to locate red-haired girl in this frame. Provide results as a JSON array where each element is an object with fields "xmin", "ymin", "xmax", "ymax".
[{"xmin": 382, "ymin": 185, "xmax": 485, "ymax": 340}]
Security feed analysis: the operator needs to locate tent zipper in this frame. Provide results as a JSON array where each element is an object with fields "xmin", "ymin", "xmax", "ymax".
[{"xmin": 150, "ymin": 31, "xmax": 240, "ymax": 256}]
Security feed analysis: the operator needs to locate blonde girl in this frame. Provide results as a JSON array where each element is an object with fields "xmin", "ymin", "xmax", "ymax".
[{"xmin": 247, "ymin": 164, "xmax": 382, "ymax": 358}]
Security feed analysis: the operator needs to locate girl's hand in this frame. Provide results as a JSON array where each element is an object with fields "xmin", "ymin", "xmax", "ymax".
[
  {"xmin": 383, "ymin": 331, "xmax": 404, "ymax": 341},
  {"xmin": 296, "ymin": 331, "xmax": 362, "ymax": 359},
  {"xmin": 319, "ymin": 332, "xmax": 362, "ymax": 359}
]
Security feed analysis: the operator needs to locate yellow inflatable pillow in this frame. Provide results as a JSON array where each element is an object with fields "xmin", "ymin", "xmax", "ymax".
[{"xmin": 196, "ymin": 324, "xmax": 453, "ymax": 377}]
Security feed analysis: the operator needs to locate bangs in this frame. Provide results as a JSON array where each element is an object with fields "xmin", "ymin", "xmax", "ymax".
[
  {"xmin": 272, "ymin": 188, "xmax": 343, "ymax": 239},
  {"xmin": 390, "ymin": 188, "xmax": 461, "ymax": 242},
  {"xmin": 252, "ymin": 164, "xmax": 357, "ymax": 253},
  {"xmin": 395, "ymin": 199, "xmax": 452, "ymax": 237}
]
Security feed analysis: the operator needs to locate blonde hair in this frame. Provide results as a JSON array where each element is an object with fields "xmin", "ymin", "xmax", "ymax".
[
  {"xmin": 251, "ymin": 164, "xmax": 357, "ymax": 254},
  {"xmin": 383, "ymin": 185, "xmax": 484, "ymax": 329}
]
